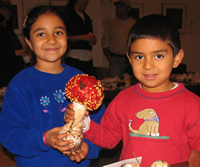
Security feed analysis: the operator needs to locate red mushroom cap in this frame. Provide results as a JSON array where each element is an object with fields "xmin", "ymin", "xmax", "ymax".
[{"xmin": 65, "ymin": 74, "xmax": 104, "ymax": 111}]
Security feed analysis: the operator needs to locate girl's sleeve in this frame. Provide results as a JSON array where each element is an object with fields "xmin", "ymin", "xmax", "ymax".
[{"xmin": 0, "ymin": 86, "xmax": 50, "ymax": 157}]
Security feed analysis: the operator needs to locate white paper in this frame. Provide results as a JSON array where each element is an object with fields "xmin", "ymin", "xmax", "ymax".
[{"xmin": 103, "ymin": 156, "xmax": 142, "ymax": 167}]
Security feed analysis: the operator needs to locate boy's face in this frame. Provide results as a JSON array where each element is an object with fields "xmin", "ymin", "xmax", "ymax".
[{"xmin": 127, "ymin": 38, "xmax": 184, "ymax": 93}]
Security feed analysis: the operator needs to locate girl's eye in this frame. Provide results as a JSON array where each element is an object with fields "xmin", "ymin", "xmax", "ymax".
[
  {"xmin": 55, "ymin": 31, "xmax": 63, "ymax": 35},
  {"xmin": 37, "ymin": 33, "xmax": 44, "ymax": 37},
  {"xmin": 135, "ymin": 55, "xmax": 143, "ymax": 59},
  {"xmin": 155, "ymin": 54, "xmax": 163, "ymax": 59}
]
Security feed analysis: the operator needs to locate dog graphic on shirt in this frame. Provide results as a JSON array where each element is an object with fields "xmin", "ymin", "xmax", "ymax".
[{"xmin": 129, "ymin": 108, "xmax": 160, "ymax": 136}]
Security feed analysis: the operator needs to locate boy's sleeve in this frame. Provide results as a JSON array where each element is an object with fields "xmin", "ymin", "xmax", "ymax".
[
  {"xmin": 84, "ymin": 104, "xmax": 105, "ymax": 159},
  {"xmin": 186, "ymin": 96, "xmax": 200, "ymax": 152},
  {"xmin": 84, "ymin": 99, "xmax": 123, "ymax": 149},
  {"xmin": 0, "ymin": 87, "xmax": 50, "ymax": 157}
]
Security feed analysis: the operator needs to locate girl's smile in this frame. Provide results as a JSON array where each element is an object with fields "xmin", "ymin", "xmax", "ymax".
[{"xmin": 25, "ymin": 13, "xmax": 67, "ymax": 73}]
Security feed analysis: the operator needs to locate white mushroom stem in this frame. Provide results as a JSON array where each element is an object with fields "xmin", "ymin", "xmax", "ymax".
[{"xmin": 58, "ymin": 101, "xmax": 87, "ymax": 151}]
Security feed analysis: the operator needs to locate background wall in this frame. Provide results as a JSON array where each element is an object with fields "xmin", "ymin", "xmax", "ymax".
[{"xmin": 14, "ymin": 0, "xmax": 200, "ymax": 73}]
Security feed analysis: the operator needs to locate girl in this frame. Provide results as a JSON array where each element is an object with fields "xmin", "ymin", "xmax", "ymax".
[{"xmin": 0, "ymin": 5, "xmax": 105, "ymax": 167}]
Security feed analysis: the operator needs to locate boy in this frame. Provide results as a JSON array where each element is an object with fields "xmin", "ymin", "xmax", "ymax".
[{"xmin": 66, "ymin": 14, "xmax": 200, "ymax": 166}]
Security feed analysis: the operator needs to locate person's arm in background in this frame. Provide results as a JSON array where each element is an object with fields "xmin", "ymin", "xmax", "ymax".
[
  {"xmin": 68, "ymin": 33, "xmax": 97, "ymax": 45},
  {"xmin": 101, "ymin": 21, "xmax": 113, "ymax": 62},
  {"xmin": 102, "ymin": 47, "xmax": 113, "ymax": 63}
]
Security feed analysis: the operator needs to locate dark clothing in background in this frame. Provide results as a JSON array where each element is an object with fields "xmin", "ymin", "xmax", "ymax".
[
  {"xmin": 65, "ymin": 7, "xmax": 92, "ymax": 51},
  {"xmin": 0, "ymin": 25, "xmax": 24, "ymax": 86},
  {"xmin": 64, "ymin": 7, "xmax": 96, "ymax": 77}
]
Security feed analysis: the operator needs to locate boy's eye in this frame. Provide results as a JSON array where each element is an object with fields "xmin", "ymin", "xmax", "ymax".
[
  {"xmin": 135, "ymin": 55, "xmax": 143, "ymax": 59},
  {"xmin": 155, "ymin": 54, "xmax": 163, "ymax": 59}
]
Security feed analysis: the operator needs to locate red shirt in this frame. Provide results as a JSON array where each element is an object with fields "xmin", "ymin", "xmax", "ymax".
[{"xmin": 84, "ymin": 83, "xmax": 200, "ymax": 166}]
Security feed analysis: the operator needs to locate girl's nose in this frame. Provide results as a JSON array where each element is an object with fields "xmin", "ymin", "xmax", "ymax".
[
  {"xmin": 144, "ymin": 58, "xmax": 154, "ymax": 70},
  {"xmin": 47, "ymin": 35, "xmax": 56, "ymax": 44}
]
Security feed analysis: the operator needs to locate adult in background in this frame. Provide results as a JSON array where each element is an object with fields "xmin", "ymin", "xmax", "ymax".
[
  {"xmin": 64, "ymin": 0, "xmax": 97, "ymax": 77},
  {"xmin": 0, "ymin": 0, "xmax": 29, "ymax": 87},
  {"xmin": 101, "ymin": 0, "xmax": 136, "ymax": 79}
]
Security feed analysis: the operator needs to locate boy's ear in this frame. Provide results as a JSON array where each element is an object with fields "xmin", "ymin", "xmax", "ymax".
[
  {"xmin": 25, "ymin": 37, "xmax": 33, "ymax": 51},
  {"xmin": 173, "ymin": 49, "xmax": 184, "ymax": 68},
  {"xmin": 126, "ymin": 52, "xmax": 131, "ymax": 64}
]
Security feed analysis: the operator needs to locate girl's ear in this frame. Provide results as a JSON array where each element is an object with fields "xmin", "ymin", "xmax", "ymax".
[
  {"xmin": 173, "ymin": 49, "xmax": 184, "ymax": 68},
  {"xmin": 25, "ymin": 37, "xmax": 33, "ymax": 51}
]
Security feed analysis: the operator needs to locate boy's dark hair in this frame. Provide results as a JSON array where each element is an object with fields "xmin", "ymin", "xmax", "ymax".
[
  {"xmin": 127, "ymin": 14, "xmax": 181, "ymax": 57},
  {"xmin": 23, "ymin": 5, "xmax": 70, "ymax": 40}
]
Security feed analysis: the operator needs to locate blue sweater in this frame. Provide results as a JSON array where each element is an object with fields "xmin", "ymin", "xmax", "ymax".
[{"xmin": 0, "ymin": 64, "xmax": 105, "ymax": 167}]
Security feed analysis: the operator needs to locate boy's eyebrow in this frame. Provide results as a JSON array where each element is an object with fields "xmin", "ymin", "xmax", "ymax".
[
  {"xmin": 131, "ymin": 49, "xmax": 168, "ymax": 54},
  {"xmin": 131, "ymin": 51, "xmax": 143, "ymax": 54},
  {"xmin": 153, "ymin": 49, "xmax": 168, "ymax": 53}
]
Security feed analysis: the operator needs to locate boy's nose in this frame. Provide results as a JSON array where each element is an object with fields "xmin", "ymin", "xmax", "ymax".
[{"xmin": 143, "ymin": 58, "xmax": 154, "ymax": 70}]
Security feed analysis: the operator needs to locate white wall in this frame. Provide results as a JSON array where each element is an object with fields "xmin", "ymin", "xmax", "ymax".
[{"xmin": 17, "ymin": 0, "xmax": 200, "ymax": 73}]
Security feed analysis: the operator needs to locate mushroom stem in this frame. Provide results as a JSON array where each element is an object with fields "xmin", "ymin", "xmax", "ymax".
[{"xmin": 59, "ymin": 101, "xmax": 87, "ymax": 151}]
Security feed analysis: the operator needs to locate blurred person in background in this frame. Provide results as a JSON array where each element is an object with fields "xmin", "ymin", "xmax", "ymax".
[
  {"xmin": 64, "ymin": 0, "xmax": 97, "ymax": 77},
  {"xmin": 101, "ymin": 0, "xmax": 136, "ymax": 79},
  {"xmin": 0, "ymin": 0, "xmax": 30, "ymax": 87}
]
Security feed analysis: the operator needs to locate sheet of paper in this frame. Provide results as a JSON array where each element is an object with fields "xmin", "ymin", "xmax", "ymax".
[{"xmin": 103, "ymin": 156, "xmax": 142, "ymax": 167}]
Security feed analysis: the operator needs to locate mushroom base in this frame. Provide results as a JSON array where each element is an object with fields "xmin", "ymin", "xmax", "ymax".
[{"xmin": 59, "ymin": 101, "xmax": 87, "ymax": 152}]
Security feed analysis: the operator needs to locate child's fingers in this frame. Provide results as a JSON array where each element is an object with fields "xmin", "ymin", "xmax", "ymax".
[
  {"xmin": 85, "ymin": 110, "xmax": 89, "ymax": 116},
  {"xmin": 57, "ymin": 132, "xmax": 70, "ymax": 140},
  {"xmin": 64, "ymin": 107, "xmax": 75, "ymax": 121},
  {"xmin": 70, "ymin": 152, "xmax": 82, "ymax": 162},
  {"xmin": 67, "ymin": 103, "xmax": 74, "ymax": 110}
]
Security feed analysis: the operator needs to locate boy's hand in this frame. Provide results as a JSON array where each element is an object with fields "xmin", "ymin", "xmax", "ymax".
[
  {"xmin": 68, "ymin": 142, "xmax": 89, "ymax": 162},
  {"xmin": 64, "ymin": 103, "xmax": 89, "ymax": 123},
  {"xmin": 64, "ymin": 103, "xmax": 75, "ymax": 123},
  {"xmin": 45, "ymin": 127, "xmax": 74, "ymax": 154},
  {"xmin": 188, "ymin": 150, "xmax": 200, "ymax": 167}
]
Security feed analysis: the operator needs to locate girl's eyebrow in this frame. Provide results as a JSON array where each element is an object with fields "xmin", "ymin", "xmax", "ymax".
[
  {"xmin": 33, "ymin": 26, "xmax": 66, "ymax": 34},
  {"xmin": 33, "ymin": 28, "xmax": 44, "ymax": 33}
]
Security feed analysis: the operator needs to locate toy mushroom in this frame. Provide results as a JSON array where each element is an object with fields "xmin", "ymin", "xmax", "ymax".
[
  {"xmin": 151, "ymin": 160, "xmax": 170, "ymax": 167},
  {"xmin": 59, "ymin": 74, "xmax": 104, "ymax": 152}
]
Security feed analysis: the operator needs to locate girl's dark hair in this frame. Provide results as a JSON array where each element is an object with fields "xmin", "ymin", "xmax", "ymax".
[
  {"xmin": 23, "ymin": 5, "xmax": 69, "ymax": 40},
  {"xmin": 127, "ymin": 14, "xmax": 181, "ymax": 57}
]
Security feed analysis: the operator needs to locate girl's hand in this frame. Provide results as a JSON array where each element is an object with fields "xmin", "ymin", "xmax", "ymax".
[
  {"xmin": 68, "ymin": 142, "xmax": 89, "ymax": 162},
  {"xmin": 188, "ymin": 150, "xmax": 200, "ymax": 167},
  {"xmin": 45, "ymin": 127, "xmax": 74, "ymax": 154}
]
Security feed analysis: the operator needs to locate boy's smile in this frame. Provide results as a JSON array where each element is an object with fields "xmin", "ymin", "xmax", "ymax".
[{"xmin": 127, "ymin": 38, "xmax": 184, "ymax": 93}]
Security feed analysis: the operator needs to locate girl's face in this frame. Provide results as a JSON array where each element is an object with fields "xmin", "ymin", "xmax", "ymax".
[
  {"xmin": 127, "ymin": 38, "xmax": 184, "ymax": 93},
  {"xmin": 25, "ymin": 13, "xmax": 67, "ymax": 67}
]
